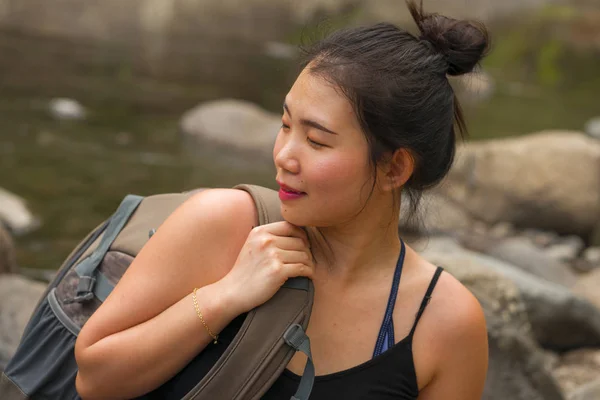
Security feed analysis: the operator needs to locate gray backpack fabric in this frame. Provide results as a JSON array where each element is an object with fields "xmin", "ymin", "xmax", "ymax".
[{"xmin": 0, "ymin": 185, "xmax": 315, "ymax": 400}]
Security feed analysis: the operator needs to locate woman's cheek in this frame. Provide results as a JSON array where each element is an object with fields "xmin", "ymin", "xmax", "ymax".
[{"xmin": 312, "ymin": 155, "xmax": 366, "ymax": 192}]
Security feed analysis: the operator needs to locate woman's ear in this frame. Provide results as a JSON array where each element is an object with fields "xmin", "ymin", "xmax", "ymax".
[{"xmin": 380, "ymin": 148, "xmax": 414, "ymax": 191}]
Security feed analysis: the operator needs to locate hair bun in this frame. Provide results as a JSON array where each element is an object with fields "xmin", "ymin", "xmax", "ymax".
[{"xmin": 407, "ymin": 0, "xmax": 490, "ymax": 76}]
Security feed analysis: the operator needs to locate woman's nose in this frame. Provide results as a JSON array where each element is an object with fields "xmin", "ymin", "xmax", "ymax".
[{"xmin": 274, "ymin": 137, "xmax": 301, "ymax": 175}]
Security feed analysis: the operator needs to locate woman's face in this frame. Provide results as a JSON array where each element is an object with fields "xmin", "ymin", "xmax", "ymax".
[{"xmin": 273, "ymin": 67, "xmax": 376, "ymax": 227}]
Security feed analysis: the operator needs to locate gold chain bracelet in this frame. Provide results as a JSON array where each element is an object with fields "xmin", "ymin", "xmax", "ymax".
[{"xmin": 192, "ymin": 288, "xmax": 219, "ymax": 344}]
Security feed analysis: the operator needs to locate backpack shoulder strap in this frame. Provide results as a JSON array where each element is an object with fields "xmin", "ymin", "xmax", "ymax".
[
  {"xmin": 187, "ymin": 185, "xmax": 315, "ymax": 400},
  {"xmin": 233, "ymin": 184, "xmax": 282, "ymax": 225}
]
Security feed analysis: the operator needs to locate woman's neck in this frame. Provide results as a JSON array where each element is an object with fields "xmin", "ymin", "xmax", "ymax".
[{"xmin": 307, "ymin": 197, "xmax": 402, "ymax": 286}]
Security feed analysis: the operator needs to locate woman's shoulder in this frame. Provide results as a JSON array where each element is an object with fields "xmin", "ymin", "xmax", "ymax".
[
  {"xmin": 142, "ymin": 187, "xmax": 259, "ymax": 278},
  {"xmin": 411, "ymin": 258, "xmax": 488, "ymax": 392},
  {"xmin": 179, "ymin": 188, "xmax": 258, "ymax": 228},
  {"xmin": 427, "ymin": 267, "xmax": 486, "ymax": 340}
]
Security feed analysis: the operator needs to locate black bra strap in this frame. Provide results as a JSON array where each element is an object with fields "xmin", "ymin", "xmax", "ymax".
[{"xmin": 409, "ymin": 266, "xmax": 444, "ymax": 337}]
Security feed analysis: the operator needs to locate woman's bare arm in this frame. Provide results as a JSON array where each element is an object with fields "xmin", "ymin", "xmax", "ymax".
[{"xmin": 74, "ymin": 189, "xmax": 257, "ymax": 399}]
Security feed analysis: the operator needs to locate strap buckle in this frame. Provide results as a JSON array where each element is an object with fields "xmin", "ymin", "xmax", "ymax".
[
  {"xmin": 283, "ymin": 323, "xmax": 306, "ymax": 349},
  {"xmin": 64, "ymin": 276, "xmax": 96, "ymax": 304}
]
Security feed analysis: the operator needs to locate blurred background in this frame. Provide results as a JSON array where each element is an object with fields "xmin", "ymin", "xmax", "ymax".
[{"xmin": 1, "ymin": 0, "xmax": 599, "ymax": 399}]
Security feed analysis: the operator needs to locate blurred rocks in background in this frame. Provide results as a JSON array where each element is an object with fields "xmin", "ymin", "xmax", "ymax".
[
  {"xmin": 0, "ymin": 188, "xmax": 38, "ymax": 236},
  {"xmin": 584, "ymin": 117, "xmax": 600, "ymax": 140},
  {"xmin": 0, "ymin": 224, "xmax": 16, "ymax": 275},
  {"xmin": 439, "ymin": 131, "xmax": 600, "ymax": 238},
  {"xmin": 48, "ymin": 98, "xmax": 87, "ymax": 121},
  {"xmin": 180, "ymin": 99, "xmax": 280, "ymax": 165}
]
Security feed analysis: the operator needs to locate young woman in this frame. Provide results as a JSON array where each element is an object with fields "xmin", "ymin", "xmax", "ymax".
[{"xmin": 74, "ymin": 1, "xmax": 490, "ymax": 399}]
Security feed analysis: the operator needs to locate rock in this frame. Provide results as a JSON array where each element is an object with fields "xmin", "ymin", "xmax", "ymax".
[
  {"xmin": 16, "ymin": 267, "xmax": 57, "ymax": 283},
  {"xmin": 568, "ymin": 379, "xmax": 600, "ymax": 400},
  {"xmin": 399, "ymin": 192, "xmax": 473, "ymax": 235},
  {"xmin": 471, "ymin": 220, "xmax": 490, "ymax": 236},
  {"xmin": 484, "ymin": 333, "xmax": 565, "ymax": 400},
  {"xmin": 584, "ymin": 117, "xmax": 600, "ymax": 140},
  {"xmin": 572, "ymin": 268, "xmax": 600, "ymax": 311},
  {"xmin": 459, "ymin": 235, "xmax": 578, "ymax": 287},
  {"xmin": 523, "ymin": 229, "xmax": 559, "ymax": 248},
  {"xmin": 545, "ymin": 236, "xmax": 586, "ymax": 262},
  {"xmin": 0, "ymin": 225, "xmax": 17, "ymax": 275},
  {"xmin": 0, "ymin": 187, "xmax": 39, "ymax": 235},
  {"xmin": 441, "ymin": 131, "xmax": 600, "ymax": 237},
  {"xmin": 543, "ymin": 349, "xmax": 560, "ymax": 371},
  {"xmin": 422, "ymin": 239, "xmax": 600, "ymax": 351},
  {"xmin": 0, "ymin": 275, "xmax": 46, "ymax": 370},
  {"xmin": 421, "ymin": 238, "xmax": 565, "ymax": 400},
  {"xmin": 570, "ymin": 258, "xmax": 599, "ymax": 274},
  {"xmin": 488, "ymin": 222, "xmax": 515, "ymax": 239},
  {"xmin": 571, "ymin": 247, "xmax": 600, "ymax": 274},
  {"xmin": 180, "ymin": 99, "xmax": 281, "ymax": 162},
  {"xmin": 583, "ymin": 247, "xmax": 600, "ymax": 265},
  {"xmin": 49, "ymin": 98, "xmax": 86, "ymax": 121},
  {"xmin": 552, "ymin": 349, "xmax": 600, "ymax": 396}
]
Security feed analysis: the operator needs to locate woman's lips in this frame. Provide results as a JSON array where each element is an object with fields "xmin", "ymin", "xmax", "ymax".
[
  {"xmin": 277, "ymin": 182, "xmax": 306, "ymax": 201},
  {"xmin": 279, "ymin": 188, "xmax": 306, "ymax": 201}
]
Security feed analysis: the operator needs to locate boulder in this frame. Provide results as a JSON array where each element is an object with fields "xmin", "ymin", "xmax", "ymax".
[
  {"xmin": 571, "ymin": 247, "xmax": 600, "ymax": 274},
  {"xmin": 568, "ymin": 379, "xmax": 600, "ymax": 400},
  {"xmin": 570, "ymin": 258, "xmax": 600, "ymax": 274},
  {"xmin": 0, "ymin": 188, "xmax": 39, "ymax": 235},
  {"xmin": 488, "ymin": 222, "xmax": 516, "ymax": 239},
  {"xmin": 572, "ymin": 268, "xmax": 600, "ymax": 311},
  {"xmin": 545, "ymin": 236, "xmax": 586, "ymax": 262},
  {"xmin": 48, "ymin": 98, "xmax": 87, "ymax": 121},
  {"xmin": 421, "ymin": 238, "xmax": 600, "ymax": 351},
  {"xmin": 399, "ymin": 192, "xmax": 473, "ymax": 235},
  {"xmin": 583, "ymin": 247, "xmax": 600, "ymax": 266},
  {"xmin": 0, "ymin": 225, "xmax": 17, "ymax": 275},
  {"xmin": 522, "ymin": 228, "xmax": 559, "ymax": 248},
  {"xmin": 552, "ymin": 349, "xmax": 600, "ymax": 396},
  {"xmin": 0, "ymin": 275, "xmax": 46, "ymax": 370},
  {"xmin": 441, "ymin": 131, "xmax": 600, "ymax": 237},
  {"xmin": 180, "ymin": 99, "xmax": 280, "ymax": 163},
  {"xmin": 420, "ymin": 237, "xmax": 565, "ymax": 400},
  {"xmin": 458, "ymin": 235, "xmax": 578, "ymax": 287},
  {"xmin": 584, "ymin": 117, "xmax": 600, "ymax": 140}
]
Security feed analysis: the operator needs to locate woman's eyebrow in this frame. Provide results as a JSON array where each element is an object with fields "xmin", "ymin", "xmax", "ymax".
[{"xmin": 283, "ymin": 101, "xmax": 338, "ymax": 135}]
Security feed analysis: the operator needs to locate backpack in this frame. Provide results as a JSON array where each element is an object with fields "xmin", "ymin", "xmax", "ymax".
[{"xmin": 0, "ymin": 184, "xmax": 315, "ymax": 400}]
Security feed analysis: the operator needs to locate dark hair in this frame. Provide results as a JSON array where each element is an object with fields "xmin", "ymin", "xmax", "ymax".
[{"xmin": 300, "ymin": 0, "xmax": 490, "ymax": 227}]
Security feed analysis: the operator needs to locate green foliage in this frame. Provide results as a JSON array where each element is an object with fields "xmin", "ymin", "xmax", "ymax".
[
  {"xmin": 536, "ymin": 39, "xmax": 563, "ymax": 87},
  {"xmin": 537, "ymin": 4, "xmax": 578, "ymax": 22}
]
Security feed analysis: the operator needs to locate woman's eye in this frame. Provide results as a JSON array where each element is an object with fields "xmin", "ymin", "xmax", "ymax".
[
  {"xmin": 307, "ymin": 137, "xmax": 324, "ymax": 148},
  {"xmin": 281, "ymin": 123, "xmax": 290, "ymax": 130}
]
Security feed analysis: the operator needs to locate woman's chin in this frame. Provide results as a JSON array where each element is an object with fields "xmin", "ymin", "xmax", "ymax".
[{"xmin": 280, "ymin": 209, "xmax": 308, "ymax": 227}]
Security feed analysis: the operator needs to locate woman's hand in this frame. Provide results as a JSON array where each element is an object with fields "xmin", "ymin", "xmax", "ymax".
[{"xmin": 218, "ymin": 221, "xmax": 315, "ymax": 314}]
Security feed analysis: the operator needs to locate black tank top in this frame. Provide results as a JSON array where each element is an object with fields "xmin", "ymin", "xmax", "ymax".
[{"xmin": 142, "ymin": 245, "xmax": 444, "ymax": 400}]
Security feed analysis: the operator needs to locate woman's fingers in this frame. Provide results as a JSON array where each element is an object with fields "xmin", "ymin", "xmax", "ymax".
[
  {"xmin": 273, "ymin": 236, "xmax": 309, "ymax": 251},
  {"xmin": 259, "ymin": 221, "xmax": 309, "ymax": 243},
  {"xmin": 278, "ymin": 249, "xmax": 313, "ymax": 265},
  {"xmin": 282, "ymin": 263, "xmax": 315, "ymax": 279}
]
